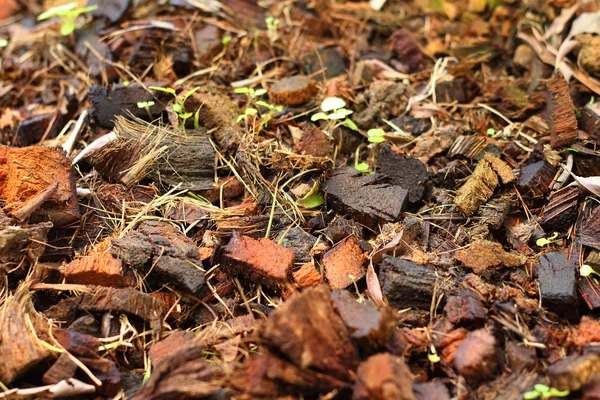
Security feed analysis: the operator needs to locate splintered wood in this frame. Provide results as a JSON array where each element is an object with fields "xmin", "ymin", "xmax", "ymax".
[
  {"xmin": 545, "ymin": 75, "xmax": 578, "ymax": 149},
  {"xmin": 454, "ymin": 154, "xmax": 515, "ymax": 216}
]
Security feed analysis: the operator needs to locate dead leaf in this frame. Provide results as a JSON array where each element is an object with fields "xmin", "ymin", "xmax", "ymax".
[
  {"xmin": 563, "ymin": 165, "xmax": 600, "ymax": 197},
  {"xmin": 366, "ymin": 260, "xmax": 385, "ymax": 307}
]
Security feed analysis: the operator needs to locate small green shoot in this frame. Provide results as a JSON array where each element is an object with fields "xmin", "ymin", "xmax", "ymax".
[
  {"xmin": 536, "ymin": 232, "xmax": 559, "ymax": 247},
  {"xmin": 142, "ymin": 356, "xmax": 151, "ymax": 384},
  {"xmin": 37, "ymin": 2, "xmax": 98, "ymax": 36},
  {"xmin": 265, "ymin": 16, "xmax": 280, "ymax": 43},
  {"xmin": 590, "ymin": 96, "xmax": 596, "ymax": 105},
  {"xmin": 367, "ymin": 128, "xmax": 386, "ymax": 143},
  {"xmin": 222, "ymin": 35, "xmax": 231, "ymax": 45},
  {"xmin": 311, "ymin": 97, "xmax": 357, "ymax": 132},
  {"xmin": 428, "ymin": 344, "xmax": 441, "ymax": 363},
  {"xmin": 237, "ymin": 107, "xmax": 258, "ymax": 123},
  {"xmin": 296, "ymin": 181, "xmax": 324, "ymax": 209},
  {"xmin": 523, "ymin": 384, "xmax": 569, "ymax": 399},
  {"xmin": 580, "ymin": 264, "xmax": 600, "ymax": 278},
  {"xmin": 487, "ymin": 127, "xmax": 501, "ymax": 138},
  {"xmin": 234, "ymin": 86, "xmax": 267, "ymax": 99},
  {"xmin": 0, "ymin": 39, "xmax": 8, "ymax": 48},
  {"xmin": 235, "ymin": 87, "xmax": 281, "ymax": 132},
  {"xmin": 355, "ymin": 162, "xmax": 370, "ymax": 172},
  {"xmin": 137, "ymin": 100, "xmax": 155, "ymax": 119},
  {"xmin": 149, "ymin": 86, "xmax": 200, "ymax": 127}
]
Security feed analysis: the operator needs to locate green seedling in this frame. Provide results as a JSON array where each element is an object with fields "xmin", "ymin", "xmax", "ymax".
[
  {"xmin": 311, "ymin": 97, "xmax": 357, "ymax": 133},
  {"xmin": 235, "ymin": 86, "xmax": 267, "ymax": 99},
  {"xmin": 0, "ymin": 38, "xmax": 8, "ymax": 48},
  {"xmin": 536, "ymin": 232, "xmax": 559, "ymax": 247},
  {"xmin": 221, "ymin": 35, "xmax": 231, "ymax": 45},
  {"xmin": 580, "ymin": 264, "xmax": 600, "ymax": 278},
  {"xmin": 367, "ymin": 128, "xmax": 386, "ymax": 143},
  {"xmin": 142, "ymin": 356, "xmax": 151, "ymax": 384},
  {"xmin": 237, "ymin": 107, "xmax": 258, "ymax": 123},
  {"xmin": 235, "ymin": 86, "xmax": 281, "ymax": 132},
  {"xmin": 296, "ymin": 181, "xmax": 324, "ymax": 209},
  {"xmin": 137, "ymin": 100, "xmax": 155, "ymax": 119},
  {"xmin": 487, "ymin": 127, "xmax": 501, "ymax": 139},
  {"xmin": 265, "ymin": 16, "xmax": 280, "ymax": 43},
  {"xmin": 37, "ymin": 2, "xmax": 98, "ymax": 36},
  {"xmin": 590, "ymin": 96, "xmax": 596, "ymax": 105},
  {"xmin": 523, "ymin": 384, "xmax": 569, "ymax": 399},
  {"xmin": 355, "ymin": 162, "xmax": 370, "ymax": 172},
  {"xmin": 428, "ymin": 344, "xmax": 441, "ymax": 363},
  {"xmin": 149, "ymin": 86, "xmax": 200, "ymax": 127}
]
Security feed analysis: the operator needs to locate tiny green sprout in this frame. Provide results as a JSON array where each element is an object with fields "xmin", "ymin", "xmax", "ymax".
[
  {"xmin": 428, "ymin": 353, "xmax": 441, "ymax": 363},
  {"xmin": 265, "ymin": 16, "xmax": 280, "ymax": 43},
  {"xmin": 149, "ymin": 86, "xmax": 200, "ymax": 127},
  {"xmin": 590, "ymin": 96, "xmax": 596, "ymax": 105},
  {"xmin": 137, "ymin": 100, "xmax": 155, "ymax": 119},
  {"xmin": 523, "ymin": 384, "xmax": 570, "ymax": 399},
  {"xmin": 580, "ymin": 264, "xmax": 600, "ymax": 278},
  {"xmin": 311, "ymin": 97, "xmax": 357, "ymax": 132},
  {"xmin": 355, "ymin": 162, "xmax": 370, "ymax": 172},
  {"xmin": 142, "ymin": 356, "xmax": 152, "ymax": 384},
  {"xmin": 235, "ymin": 86, "xmax": 267, "ymax": 99},
  {"xmin": 37, "ymin": 2, "xmax": 98, "ymax": 36},
  {"xmin": 222, "ymin": 35, "xmax": 231, "ymax": 45},
  {"xmin": 296, "ymin": 181, "xmax": 325, "ymax": 209},
  {"xmin": 0, "ymin": 39, "xmax": 8, "ymax": 48},
  {"xmin": 487, "ymin": 127, "xmax": 501, "ymax": 138},
  {"xmin": 237, "ymin": 107, "xmax": 258, "ymax": 123},
  {"xmin": 536, "ymin": 232, "xmax": 559, "ymax": 247},
  {"xmin": 122, "ymin": 80, "xmax": 130, "ymax": 86},
  {"xmin": 368, "ymin": 128, "xmax": 386, "ymax": 143}
]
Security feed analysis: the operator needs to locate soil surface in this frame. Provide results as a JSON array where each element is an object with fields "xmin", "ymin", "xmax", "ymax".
[{"xmin": 2, "ymin": 0, "xmax": 600, "ymax": 399}]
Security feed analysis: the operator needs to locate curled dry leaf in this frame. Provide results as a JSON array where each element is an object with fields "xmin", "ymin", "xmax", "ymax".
[
  {"xmin": 562, "ymin": 165, "xmax": 600, "ymax": 197},
  {"xmin": 366, "ymin": 260, "xmax": 385, "ymax": 307}
]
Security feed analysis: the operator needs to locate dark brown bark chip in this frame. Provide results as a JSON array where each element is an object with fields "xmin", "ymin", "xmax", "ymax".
[
  {"xmin": 275, "ymin": 227, "xmax": 317, "ymax": 264},
  {"xmin": 268, "ymin": 75, "xmax": 317, "ymax": 106},
  {"xmin": 377, "ymin": 145, "xmax": 428, "ymax": 203},
  {"xmin": 413, "ymin": 381, "xmax": 451, "ymax": 400},
  {"xmin": 548, "ymin": 353, "xmax": 600, "ymax": 391},
  {"xmin": 454, "ymin": 329, "xmax": 499, "ymax": 383},
  {"xmin": 352, "ymin": 353, "xmax": 416, "ymax": 400},
  {"xmin": 323, "ymin": 167, "xmax": 408, "ymax": 230},
  {"xmin": 443, "ymin": 289, "xmax": 487, "ymax": 325},
  {"xmin": 536, "ymin": 251, "xmax": 578, "ymax": 321},
  {"xmin": 261, "ymin": 285, "xmax": 360, "ymax": 381},
  {"xmin": 517, "ymin": 161, "xmax": 557, "ymax": 198},
  {"xmin": 505, "ymin": 341, "xmax": 536, "ymax": 373}
]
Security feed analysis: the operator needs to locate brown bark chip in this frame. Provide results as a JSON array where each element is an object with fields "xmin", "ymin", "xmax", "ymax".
[
  {"xmin": 548, "ymin": 353, "xmax": 600, "ymax": 391},
  {"xmin": 0, "ymin": 145, "xmax": 79, "ymax": 226},
  {"xmin": 261, "ymin": 285, "xmax": 360, "ymax": 381},
  {"xmin": 62, "ymin": 253, "xmax": 134, "ymax": 288},
  {"xmin": 269, "ymin": 75, "xmax": 317, "ymax": 106},
  {"xmin": 221, "ymin": 232, "xmax": 294, "ymax": 289},
  {"xmin": 293, "ymin": 262, "xmax": 323, "ymax": 288},
  {"xmin": 454, "ymin": 329, "xmax": 499, "ymax": 382},
  {"xmin": 455, "ymin": 239, "xmax": 524, "ymax": 274},
  {"xmin": 149, "ymin": 330, "xmax": 195, "ymax": 368},
  {"xmin": 454, "ymin": 157, "xmax": 498, "ymax": 216},
  {"xmin": 545, "ymin": 74, "xmax": 578, "ymax": 149},
  {"xmin": 352, "ymin": 353, "xmax": 416, "ymax": 400},
  {"xmin": 322, "ymin": 235, "xmax": 366, "ymax": 289}
]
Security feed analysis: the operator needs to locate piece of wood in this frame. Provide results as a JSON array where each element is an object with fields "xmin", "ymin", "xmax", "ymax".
[
  {"xmin": 221, "ymin": 232, "xmax": 294, "ymax": 289},
  {"xmin": 443, "ymin": 289, "xmax": 487, "ymax": 325},
  {"xmin": 517, "ymin": 160, "xmax": 557, "ymax": 198},
  {"xmin": 548, "ymin": 353, "xmax": 600, "ymax": 391},
  {"xmin": 545, "ymin": 74, "xmax": 578, "ymax": 149},
  {"xmin": 454, "ymin": 329, "xmax": 499, "ymax": 383},
  {"xmin": 540, "ymin": 186, "xmax": 580, "ymax": 230},
  {"xmin": 376, "ymin": 145, "xmax": 428, "ymax": 203},
  {"xmin": 292, "ymin": 262, "xmax": 323, "ymax": 288},
  {"xmin": 268, "ymin": 75, "xmax": 317, "ymax": 105},
  {"xmin": 323, "ymin": 167, "xmax": 408, "ymax": 230},
  {"xmin": 352, "ymin": 353, "xmax": 416, "ymax": 400},
  {"xmin": 537, "ymin": 252, "xmax": 578, "ymax": 321},
  {"xmin": 455, "ymin": 240, "xmax": 524, "ymax": 274},
  {"xmin": 62, "ymin": 253, "xmax": 134, "ymax": 288},
  {"xmin": 261, "ymin": 285, "xmax": 360, "ymax": 381},
  {"xmin": 322, "ymin": 235, "xmax": 366, "ymax": 289}
]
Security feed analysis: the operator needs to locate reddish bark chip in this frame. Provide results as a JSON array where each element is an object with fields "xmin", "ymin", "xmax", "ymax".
[
  {"xmin": 221, "ymin": 232, "xmax": 294, "ymax": 289},
  {"xmin": 0, "ymin": 145, "xmax": 79, "ymax": 226},
  {"xmin": 322, "ymin": 235, "xmax": 366, "ymax": 289},
  {"xmin": 293, "ymin": 262, "xmax": 323, "ymax": 288},
  {"xmin": 62, "ymin": 253, "xmax": 134, "ymax": 288},
  {"xmin": 269, "ymin": 75, "xmax": 317, "ymax": 106},
  {"xmin": 454, "ymin": 329, "xmax": 499, "ymax": 382},
  {"xmin": 149, "ymin": 330, "xmax": 195, "ymax": 367},
  {"xmin": 352, "ymin": 353, "xmax": 416, "ymax": 400},
  {"xmin": 455, "ymin": 239, "xmax": 524, "ymax": 274},
  {"xmin": 569, "ymin": 317, "xmax": 600, "ymax": 349}
]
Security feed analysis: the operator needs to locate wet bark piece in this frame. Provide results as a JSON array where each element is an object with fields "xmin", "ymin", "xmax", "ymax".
[
  {"xmin": 90, "ymin": 0, "xmax": 131, "ymax": 23},
  {"xmin": 548, "ymin": 353, "xmax": 600, "ymax": 391},
  {"xmin": 379, "ymin": 257, "xmax": 453, "ymax": 310},
  {"xmin": 581, "ymin": 102, "xmax": 600, "ymax": 142},
  {"xmin": 88, "ymin": 83, "xmax": 166, "ymax": 129},
  {"xmin": 545, "ymin": 74, "xmax": 578, "ymax": 149},
  {"xmin": 332, "ymin": 290, "xmax": 394, "ymax": 350},
  {"xmin": 354, "ymin": 81, "xmax": 409, "ymax": 128},
  {"xmin": 275, "ymin": 227, "xmax": 317, "ymax": 264},
  {"xmin": 541, "ymin": 186, "xmax": 580, "ymax": 230},
  {"xmin": 455, "ymin": 239, "xmax": 524, "ymax": 274},
  {"xmin": 261, "ymin": 285, "xmax": 360, "ymax": 381},
  {"xmin": 269, "ymin": 75, "xmax": 317, "ymax": 106},
  {"xmin": 77, "ymin": 286, "xmax": 164, "ymax": 338},
  {"xmin": 537, "ymin": 252, "xmax": 578, "ymax": 321},
  {"xmin": 62, "ymin": 253, "xmax": 134, "ymax": 288},
  {"xmin": 577, "ymin": 206, "xmax": 600, "ymax": 251},
  {"xmin": 303, "ymin": 48, "xmax": 347, "ymax": 79},
  {"xmin": 352, "ymin": 353, "xmax": 416, "ymax": 400},
  {"xmin": 568, "ymin": 317, "xmax": 600, "ymax": 349},
  {"xmin": 0, "ymin": 145, "xmax": 79, "ymax": 227},
  {"xmin": 413, "ymin": 382, "xmax": 451, "ymax": 400},
  {"xmin": 134, "ymin": 344, "xmax": 225, "ymax": 400},
  {"xmin": 478, "ymin": 193, "xmax": 513, "ymax": 230},
  {"xmin": 149, "ymin": 330, "xmax": 195, "ymax": 368},
  {"xmin": 323, "ymin": 167, "xmax": 408, "ymax": 230},
  {"xmin": 0, "ymin": 293, "xmax": 52, "ymax": 384},
  {"xmin": 377, "ymin": 145, "xmax": 428, "ymax": 203},
  {"xmin": 454, "ymin": 329, "xmax": 499, "ymax": 383},
  {"xmin": 505, "ymin": 341, "xmax": 536, "ymax": 373},
  {"xmin": 322, "ymin": 235, "xmax": 366, "ymax": 289},
  {"xmin": 296, "ymin": 125, "xmax": 331, "ymax": 157},
  {"xmin": 517, "ymin": 161, "xmax": 557, "ymax": 198},
  {"xmin": 443, "ymin": 289, "xmax": 487, "ymax": 325},
  {"xmin": 43, "ymin": 353, "xmax": 78, "ymax": 385},
  {"xmin": 221, "ymin": 232, "xmax": 294, "ymax": 289}
]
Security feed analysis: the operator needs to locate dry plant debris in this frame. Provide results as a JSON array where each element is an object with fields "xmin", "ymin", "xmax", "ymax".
[{"xmin": 5, "ymin": 0, "xmax": 600, "ymax": 398}]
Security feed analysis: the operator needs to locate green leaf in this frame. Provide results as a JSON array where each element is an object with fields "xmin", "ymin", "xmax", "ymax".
[
  {"xmin": 534, "ymin": 384, "xmax": 549, "ymax": 393},
  {"xmin": 368, "ymin": 136, "xmax": 386, "ymax": 143},
  {"xmin": 523, "ymin": 391, "xmax": 541, "ymax": 400},
  {"xmin": 253, "ymin": 88, "xmax": 267, "ymax": 97},
  {"xmin": 296, "ymin": 182, "xmax": 325, "ymax": 209},
  {"xmin": 321, "ymin": 97, "xmax": 346, "ymax": 112},
  {"xmin": 60, "ymin": 20, "xmax": 76, "ymax": 36},
  {"xmin": 142, "ymin": 357, "xmax": 152, "ymax": 384},
  {"xmin": 355, "ymin": 162, "xmax": 369, "ymax": 172},
  {"xmin": 327, "ymin": 112, "xmax": 347, "ymax": 120},
  {"xmin": 255, "ymin": 100, "xmax": 272, "ymax": 109},
  {"xmin": 245, "ymin": 107, "xmax": 258, "ymax": 115},
  {"xmin": 368, "ymin": 128, "xmax": 385, "ymax": 137},
  {"xmin": 427, "ymin": 353, "xmax": 441, "ymax": 363},
  {"xmin": 182, "ymin": 87, "xmax": 200, "ymax": 102},
  {"xmin": 581, "ymin": 264, "xmax": 594, "ymax": 277},
  {"xmin": 335, "ymin": 108, "xmax": 353, "ymax": 116},
  {"xmin": 237, "ymin": 114, "xmax": 247, "ymax": 122},
  {"xmin": 344, "ymin": 118, "xmax": 358, "ymax": 131},
  {"xmin": 548, "ymin": 388, "xmax": 570, "ymax": 397},
  {"xmin": 172, "ymin": 103, "xmax": 183, "ymax": 113},
  {"xmin": 72, "ymin": 5, "xmax": 98, "ymax": 16},
  {"xmin": 234, "ymin": 87, "xmax": 250, "ymax": 94},
  {"xmin": 149, "ymin": 86, "xmax": 177, "ymax": 96},
  {"xmin": 179, "ymin": 112, "xmax": 193, "ymax": 119},
  {"xmin": 222, "ymin": 36, "xmax": 231, "ymax": 45},
  {"xmin": 37, "ymin": 2, "xmax": 77, "ymax": 20},
  {"xmin": 0, "ymin": 39, "xmax": 7, "ymax": 48},
  {"xmin": 311, "ymin": 112, "xmax": 328, "ymax": 122}
]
